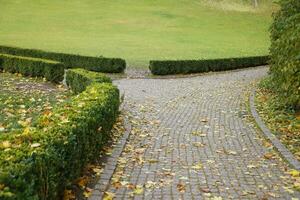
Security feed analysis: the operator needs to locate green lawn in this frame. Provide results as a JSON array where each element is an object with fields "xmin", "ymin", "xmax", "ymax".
[{"xmin": 0, "ymin": 0, "xmax": 275, "ymax": 68}]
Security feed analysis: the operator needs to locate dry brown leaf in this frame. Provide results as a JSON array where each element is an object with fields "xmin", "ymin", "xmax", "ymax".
[
  {"xmin": 63, "ymin": 189, "xmax": 75, "ymax": 200},
  {"xmin": 177, "ymin": 183, "xmax": 186, "ymax": 193}
]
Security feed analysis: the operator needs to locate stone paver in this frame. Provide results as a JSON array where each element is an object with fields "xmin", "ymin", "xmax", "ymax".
[{"xmin": 91, "ymin": 67, "xmax": 300, "ymax": 199}]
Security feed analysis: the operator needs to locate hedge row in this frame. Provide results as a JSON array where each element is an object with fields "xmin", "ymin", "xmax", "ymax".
[
  {"xmin": 0, "ymin": 53, "xmax": 64, "ymax": 82},
  {"xmin": 149, "ymin": 56, "xmax": 269, "ymax": 75},
  {"xmin": 0, "ymin": 82, "xmax": 120, "ymax": 199},
  {"xmin": 0, "ymin": 45, "xmax": 126, "ymax": 73},
  {"xmin": 269, "ymin": 0, "xmax": 300, "ymax": 109},
  {"xmin": 66, "ymin": 68, "xmax": 112, "ymax": 94}
]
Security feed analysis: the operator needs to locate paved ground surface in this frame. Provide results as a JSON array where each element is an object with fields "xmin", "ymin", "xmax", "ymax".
[{"xmin": 92, "ymin": 67, "xmax": 300, "ymax": 199}]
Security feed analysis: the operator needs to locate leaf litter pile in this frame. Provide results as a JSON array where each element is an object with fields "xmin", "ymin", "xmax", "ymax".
[{"xmin": 0, "ymin": 72, "xmax": 71, "ymax": 134}]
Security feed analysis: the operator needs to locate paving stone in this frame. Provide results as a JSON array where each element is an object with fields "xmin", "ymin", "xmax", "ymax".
[{"xmin": 91, "ymin": 67, "xmax": 300, "ymax": 199}]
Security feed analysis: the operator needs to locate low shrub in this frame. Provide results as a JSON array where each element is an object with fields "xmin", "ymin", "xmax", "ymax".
[
  {"xmin": 0, "ymin": 45, "xmax": 126, "ymax": 73},
  {"xmin": 0, "ymin": 82, "xmax": 120, "ymax": 200},
  {"xmin": 0, "ymin": 54, "xmax": 64, "ymax": 83},
  {"xmin": 269, "ymin": 0, "xmax": 300, "ymax": 109},
  {"xmin": 66, "ymin": 68, "xmax": 112, "ymax": 94},
  {"xmin": 149, "ymin": 55, "xmax": 269, "ymax": 75}
]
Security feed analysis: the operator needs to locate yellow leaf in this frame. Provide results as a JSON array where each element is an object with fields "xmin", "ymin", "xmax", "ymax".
[
  {"xmin": 289, "ymin": 170, "xmax": 300, "ymax": 177},
  {"xmin": 1, "ymin": 141, "xmax": 11, "ymax": 149},
  {"xmin": 133, "ymin": 185, "xmax": 144, "ymax": 195},
  {"xmin": 191, "ymin": 162, "xmax": 203, "ymax": 170},
  {"xmin": 83, "ymin": 187, "xmax": 93, "ymax": 198},
  {"xmin": 103, "ymin": 192, "xmax": 115, "ymax": 200},
  {"xmin": 63, "ymin": 189, "xmax": 75, "ymax": 200},
  {"xmin": 22, "ymin": 127, "xmax": 30, "ymax": 135}
]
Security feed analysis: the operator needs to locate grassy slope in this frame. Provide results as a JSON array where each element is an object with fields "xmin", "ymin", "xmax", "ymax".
[{"xmin": 0, "ymin": 0, "xmax": 275, "ymax": 68}]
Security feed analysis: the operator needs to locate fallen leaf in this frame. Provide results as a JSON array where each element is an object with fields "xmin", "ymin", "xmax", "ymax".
[
  {"xmin": 113, "ymin": 181, "xmax": 122, "ymax": 189},
  {"xmin": 83, "ymin": 187, "xmax": 93, "ymax": 198},
  {"xmin": 177, "ymin": 183, "xmax": 186, "ymax": 193},
  {"xmin": 103, "ymin": 192, "xmax": 115, "ymax": 200},
  {"xmin": 264, "ymin": 153, "xmax": 275, "ymax": 159},
  {"xmin": 200, "ymin": 187, "xmax": 210, "ymax": 193},
  {"xmin": 30, "ymin": 143, "xmax": 41, "ymax": 148},
  {"xmin": 192, "ymin": 142, "xmax": 205, "ymax": 148},
  {"xmin": 1, "ymin": 141, "xmax": 11, "ymax": 149},
  {"xmin": 76, "ymin": 176, "xmax": 88, "ymax": 188},
  {"xmin": 191, "ymin": 162, "xmax": 203, "ymax": 170},
  {"xmin": 289, "ymin": 170, "xmax": 300, "ymax": 177},
  {"xmin": 148, "ymin": 159, "xmax": 159, "ymax": 163},
  {"xmin": 63, "ymin": 189, "xmax": 75, "ymax": 200},
  {"xmin": 133, "ymin": 185, "xmax": 144, "ymax": 195}
]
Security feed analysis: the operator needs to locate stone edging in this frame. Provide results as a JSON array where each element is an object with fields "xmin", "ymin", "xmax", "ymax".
[
  {"xmin": 89, "ymin": 112, "xmax": 132, "ymax": 200},
  {"xmin": 250, "ymin": 89, "xmax": 300, "ymax": 170}
]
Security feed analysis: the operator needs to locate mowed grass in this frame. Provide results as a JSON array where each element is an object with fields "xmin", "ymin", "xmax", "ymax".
[
  {"xmin": 0, "ymin": 73, "xmax": 71, "ymax": 134},
  {"xmin": 0, "ymin": 0, "xmax": 276, "ymax": 68}
]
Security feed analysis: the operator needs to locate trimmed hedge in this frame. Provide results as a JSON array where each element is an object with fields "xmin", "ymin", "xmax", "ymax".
[
  {"xmin": 269, "ymin": 0, "xmax": 300, "ymax": 109},
  {"xmin": 0, "ymin": 53, "xmax": 64, "ymax": 83},
  {"xmin": 66, "ymin": 68, "xmax": 112, "ymax": 94},
  {"xmin": 0, "ymin": 45, "xmax": 126, "ymax": 73},
  {"xmin": 149, "ymin": 55, "xmax": 269, "ymax": 75},
  {"xmin": 0, "ymin": 83, "xmax": 120, "ymax": 200}
]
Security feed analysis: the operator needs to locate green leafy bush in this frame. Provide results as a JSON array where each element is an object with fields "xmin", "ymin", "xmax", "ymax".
[
  {"xmin": 0, "ymin": 82, "xmax": 120, "ymax": 200},
  {"xmin": 66, "ymin": 68, "xmax": 112, "ymax": 94},
  {"xmin": 0, "ymin": 45, "xmax": 126, "ymax": 73},
  {"xmin": 269, "ymin": 0, "xmax": 300, "ymax": 109},
  {"xmin": 149, "ymin": 56, "xmax": 269, "ymax": 75},
  {"xmin": 0, "ymin": 53, "xmax": 64, "ymax": 83}
]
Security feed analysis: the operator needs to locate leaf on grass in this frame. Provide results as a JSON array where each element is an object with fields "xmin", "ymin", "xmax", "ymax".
[
  {"xmin": 30, "ymin": 143, "xmax": 41, "ymax": 148},
  {"xmin": 1, "ymin": 141, "xmax": 11, "ymax": 149}
]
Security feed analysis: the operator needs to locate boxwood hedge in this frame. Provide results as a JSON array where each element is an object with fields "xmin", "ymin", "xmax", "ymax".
[
  {"xmin": 269, "ymin": 0, "xmax": 300, "ymax": 109},
  {"xmin": 0, "ymin": 53, "xmax": 64, "ymax": 83},
  {"xmin": 66, "ymin": 68, "xmax": 112, "ymax": 94},
  {"xmin": 0, "ymin": 45, "xmax": 126, "ymax": 73},
  {"xmin": 149, "ymin": 55, "xmax": 269, "ymax": 75},
  {"xmin": 0, "ymin": 82, "xmax": 119, "ymax": 200}
]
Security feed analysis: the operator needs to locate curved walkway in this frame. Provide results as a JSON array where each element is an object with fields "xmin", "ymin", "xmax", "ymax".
[{"xmin": 93, "ymin": 67, "xmax": 300, "ymax": 199}]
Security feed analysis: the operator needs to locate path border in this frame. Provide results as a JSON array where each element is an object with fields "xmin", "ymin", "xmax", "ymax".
[
  {"xmin": 89, "ymin": 112, "xmax": 132, "ymax": 200},
  {"xmin": 250, "ymin": 89, "xmax": 300, "ymax": 170}
]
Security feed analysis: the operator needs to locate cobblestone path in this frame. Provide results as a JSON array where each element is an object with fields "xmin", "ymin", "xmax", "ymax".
[{"xmin": 94, "ymin": 67, "xmax": 300, "ymax": 199}]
